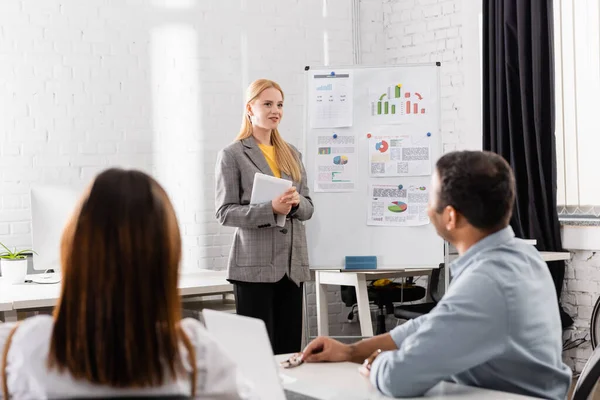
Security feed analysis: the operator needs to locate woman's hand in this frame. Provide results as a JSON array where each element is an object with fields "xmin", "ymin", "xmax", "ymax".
[
  {"xmin": 280, "ymin": 187, "xmax": 300, "ymax": 206},
  {"xmin": 272, "ymin": 194, "xmax": 292, "ymax": 215}
]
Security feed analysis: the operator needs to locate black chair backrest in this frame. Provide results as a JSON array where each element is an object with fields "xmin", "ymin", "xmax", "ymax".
[
  {"xmin": 574, "ymin": 345, "xmax": 600, "ymax": 400},
  {"xmin": 429, "ymin": 263, "xmax": 445, "ymax": 303}
]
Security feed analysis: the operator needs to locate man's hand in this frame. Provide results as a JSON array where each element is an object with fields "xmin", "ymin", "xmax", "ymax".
[{"xmin": 301, "ymin": 336, "xmax": 352, "ymax": 363}]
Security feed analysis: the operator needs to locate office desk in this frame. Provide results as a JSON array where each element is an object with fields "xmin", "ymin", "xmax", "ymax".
[
  {"xmin": 313, "ymin": 251, "xmax": 571, "ymax": 337},
  {"xmin": 314, "ymin": 268, "xmax": 436, "ymax": 337},
  {"xmin": 276, "ymin": 354, "xmax": 538, "ymax": 399},
  {"xmin": 0, "ymin": 270, "xmax": 233, "ymax": 322},
  {"xmin": 0, "ymin": 298, "xmax": 12, "ymax": 317},
  {"xmin": 539, "ymin": 251, "xmax": 571, "ymax": 262}
]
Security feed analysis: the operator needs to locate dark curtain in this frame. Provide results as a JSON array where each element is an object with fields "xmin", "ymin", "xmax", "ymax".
[{"xmin": 482, "ymin": 0, "xmax": 573, "ymax": 328}]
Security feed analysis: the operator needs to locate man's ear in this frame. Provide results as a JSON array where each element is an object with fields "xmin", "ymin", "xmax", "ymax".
[{"xmin": 445, "ymin": 205, "xmax": 457, "ymax": 231}]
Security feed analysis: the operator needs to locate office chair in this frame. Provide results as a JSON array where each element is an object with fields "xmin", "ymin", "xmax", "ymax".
[
  {"xmin": 393, "ymin": 263, "xmax": 445, "ymax": 321},
  {"xmin": 341, "ymin": 278, "xmax": 426, "ymax": 334},
  {"xmin": 573, "ymin": 345, "xmax": 600, "ymax": 400}
]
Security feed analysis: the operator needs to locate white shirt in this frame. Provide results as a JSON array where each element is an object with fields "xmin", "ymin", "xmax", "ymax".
[{"xmin": 0, "ymin": 316, "xmax": 257, "ymax": 399}]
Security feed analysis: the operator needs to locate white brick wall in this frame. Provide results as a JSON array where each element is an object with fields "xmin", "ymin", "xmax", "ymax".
[
  {"xmin": 562, "ymin": 249, "xmax": 600, "ymax": 372},
  {"xmin": 360, "ymin": 0, "xmax": 387, "ymax": 65},
  {"xmin": 0, "ymin": 0, "xmax": 354, "ymax": 272},
  {"xmin": 383, "ymin": 0, "xmax": 468, "ymax": 152}
]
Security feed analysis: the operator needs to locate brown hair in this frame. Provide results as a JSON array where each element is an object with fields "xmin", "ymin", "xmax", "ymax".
[
  {"xmin": 47, "ymin": 168, "xmax": 193, "ymax": 389},
  {"xmin": 236, "ymin": 78, "xmax": 302, "ymax": 181}
]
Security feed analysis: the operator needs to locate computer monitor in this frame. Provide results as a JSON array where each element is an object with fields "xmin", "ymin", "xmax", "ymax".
[{"xmin": 30, "ymin": 185, "xmax": 81, "ymax": 275}]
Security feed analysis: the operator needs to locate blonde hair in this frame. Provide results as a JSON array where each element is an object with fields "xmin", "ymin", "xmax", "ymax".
[{"xmin": 236, "ymin": 79, "xmax": 302, "ymax": 182}]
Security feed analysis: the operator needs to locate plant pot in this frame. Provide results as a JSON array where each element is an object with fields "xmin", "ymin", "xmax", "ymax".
[{"xmin": 0, "ymin": 258, "xmax": 28, "ymax": 284}]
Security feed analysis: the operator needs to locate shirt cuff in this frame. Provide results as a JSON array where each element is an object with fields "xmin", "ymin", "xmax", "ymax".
[
  {"xmin": 288, "ymin": 204, "xmax": 300, "ymax": 217},
  {"xmin": 369, "ymin": 350, "xmax": 395, "ymax": 392}
]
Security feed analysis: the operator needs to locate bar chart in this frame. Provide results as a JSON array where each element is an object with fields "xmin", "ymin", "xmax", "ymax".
[{"xmin": 371, "ymin": 83, "xmax": 427, "ymax": 118}]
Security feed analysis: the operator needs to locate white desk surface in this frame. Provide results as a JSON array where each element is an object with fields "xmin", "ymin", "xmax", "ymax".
[
  {"xmin": 311, "ymin": 267, "xmax": 436, "ymax": 273},
  {"xmin": 0, "ymin": 270, "xmax": 232, "ymax": 311},
  {"xmin": 0, "ymin": 299, "xmax": 12, "ymax": 312},
  {"xmin": 539, "ymin": 251, "xmax": 571, "ymax": 262},
  {"xmin": 276, "ymin": 354, "xmax": 539, "ymax": 400},
  {"xmin": 310, "ymin": 251, "xmax": 570, "ymax": 272}
]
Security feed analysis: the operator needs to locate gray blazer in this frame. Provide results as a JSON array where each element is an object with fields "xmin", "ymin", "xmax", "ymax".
[{"xmin": 215, "ymin": 136, "xmax": 314, "ymax": 285}]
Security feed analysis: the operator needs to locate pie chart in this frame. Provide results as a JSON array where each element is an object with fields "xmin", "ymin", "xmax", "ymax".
[
  {"xmin": 388, "ymin": 201, "xmax": 408, "ymax": 213},
  {"xmin": 375, "ymin": 140, "xmax": 389, "ymax": 153},
  {"xmin": 333, "ymin": 155, "xmax": 349, "ymax": 165}
]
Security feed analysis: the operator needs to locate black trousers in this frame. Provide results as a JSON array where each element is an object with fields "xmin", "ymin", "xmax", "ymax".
[{"xmin": 232, "ymin": 275, "xmax": 303, "ymax": 355}]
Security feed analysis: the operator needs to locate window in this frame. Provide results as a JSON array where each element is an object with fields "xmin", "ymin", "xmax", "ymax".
[{"xmin": 554, "ymin": 0, "xmax": 600, "ymax": 217}]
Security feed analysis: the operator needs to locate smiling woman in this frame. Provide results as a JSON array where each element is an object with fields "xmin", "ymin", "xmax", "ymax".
[{"xmin": 215, "ymin": 79, "xmax": 314, "ymax": 355}]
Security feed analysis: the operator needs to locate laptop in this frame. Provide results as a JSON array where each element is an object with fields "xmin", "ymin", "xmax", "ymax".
[{"xmin": 202, "ymin": 309, "xmax": 317, "ymax": 400}]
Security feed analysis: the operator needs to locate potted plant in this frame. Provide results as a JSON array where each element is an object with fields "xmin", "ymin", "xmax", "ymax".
[{"xmin": 0, "ymin": 242, "xmax": 34, "ymax": 284}]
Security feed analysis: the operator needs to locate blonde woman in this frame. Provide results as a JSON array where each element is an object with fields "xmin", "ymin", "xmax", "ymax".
[{"xmin": 215, "ymin": 79, "xmax": 313, "ymax": 355}]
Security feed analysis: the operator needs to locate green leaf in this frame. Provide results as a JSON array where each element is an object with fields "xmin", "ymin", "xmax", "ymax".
[
  {"xmin": 0, "ymin": 242, "xmax": 12, "ymax": 256},
  {"xmin": 0, "ymin": 242, "xmax": 36, "ymax": 258}
]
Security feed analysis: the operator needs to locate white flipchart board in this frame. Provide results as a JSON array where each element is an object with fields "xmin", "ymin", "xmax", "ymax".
[{"xmin": 303, "ymin": 64, "xmax": 444, "ymax": 269}]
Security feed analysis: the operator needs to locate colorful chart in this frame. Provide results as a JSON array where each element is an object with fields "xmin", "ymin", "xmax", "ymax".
[
  {"xmin": 371, "ymin": 84, "xmax": 403, "ymax": 116},
  {"xmin": 388, "ymin": 201, "xmax": 408, "ymax": 213},
  {"xmin": 375, "ymin": 140, "xmax": 389, "ymax": 153},
  {"xmin": 370, "ymin": 84, "xmax": 427, "ymax": 116},
  {"xmin": 333, "ymin": 155, "xmax": 348, "ymax": 165}
]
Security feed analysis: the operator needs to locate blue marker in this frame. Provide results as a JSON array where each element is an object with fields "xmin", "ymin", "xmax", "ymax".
[
  {"xmin": 333, "ymin": 133, "xmax": 338, "ymax": 139},
  {"xmin": 398, "ymin": 184, "xmax": 403, "ymax": 190},
  {"xmin": 330, "ymin": 71, "xmax": 335, "ymax": 76},
  {"xmin": 427, "ymin": 132, "xmax": 432, "ymax": 137}
]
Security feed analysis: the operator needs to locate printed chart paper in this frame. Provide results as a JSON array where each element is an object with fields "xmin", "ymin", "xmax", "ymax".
[
  {"xmin": 367, "ymin": 183, "xmax": 430, "ymax": 226},
  {"xmin": 309, "ymin": 70, "xmax": 353, "ymax": 128},
  {"xmin": 368, "ymin": 78, "xmax": 433, "ymax": 125},
  {"xmin": 369, "ymin": 134, "xmax": 431, "ymax": 177},
  {"xmin": 314, "ymin": 134, "xmax": 357, "ymax": 192}
]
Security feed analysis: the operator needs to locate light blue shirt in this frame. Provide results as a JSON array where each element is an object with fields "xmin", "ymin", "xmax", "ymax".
[{"xmin": 370, "ymin": 227, "xmax": 571, "ymax": 399}]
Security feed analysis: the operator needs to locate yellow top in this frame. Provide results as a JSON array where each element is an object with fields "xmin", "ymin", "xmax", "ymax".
[{"xmin": 258, "ymin": 143, "xmax": 281, "ymax": 178}]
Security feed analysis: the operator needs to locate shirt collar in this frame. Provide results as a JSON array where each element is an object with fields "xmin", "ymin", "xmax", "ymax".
[{"xmin": 449, "ymin": 226, "xmax": 515, "ymax": 278}]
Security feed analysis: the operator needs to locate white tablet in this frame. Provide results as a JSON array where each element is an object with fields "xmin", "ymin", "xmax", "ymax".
[{"xmin": 250, "ymin": 173, "xmax": 292, "ymax": 227}]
